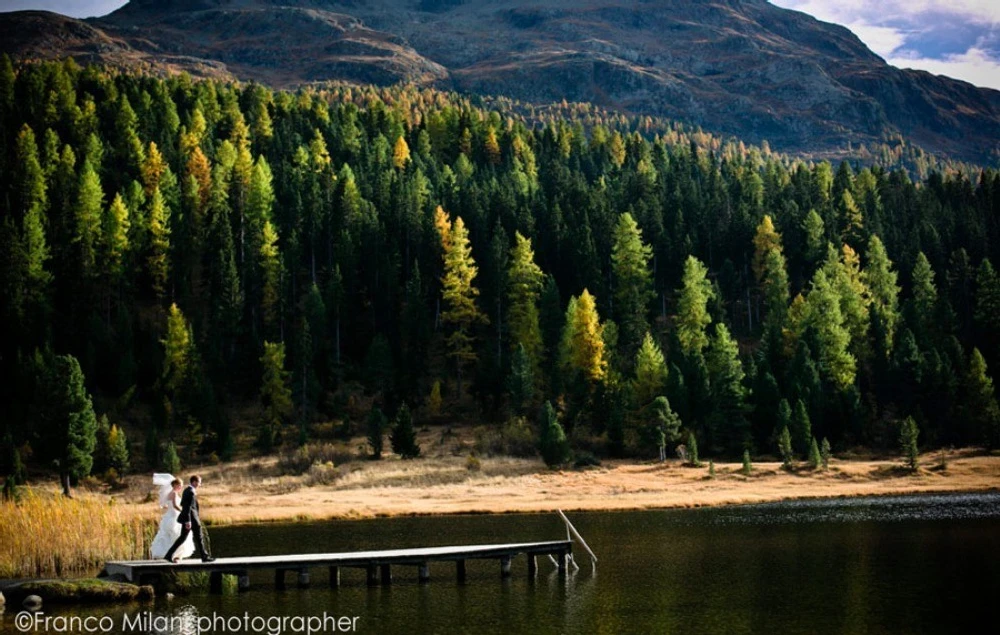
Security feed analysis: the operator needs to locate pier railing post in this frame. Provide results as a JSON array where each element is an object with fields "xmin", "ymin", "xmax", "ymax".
[
  {"xmin": 418, "ymin": 563, "xmax": 430, "ymax": 584},
  {"xmin": 500, "ymin": 556, "xmax": 512, "ymax": 578},
  {"xmin": 527, "ymin": 555, "xmax": 537, "ymax": 578},
  {"xmin": 366, "ymin": 564, "xmax": 378, "ymax": 587}
]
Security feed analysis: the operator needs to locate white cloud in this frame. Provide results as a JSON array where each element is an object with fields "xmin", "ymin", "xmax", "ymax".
[
  {"xmin": 888, "ymin": 46, "xmax": 1000, "ymax": 90},
  {"xmin": 771, "ymin": 0, "xmax": 1000, "ymax": 90}
]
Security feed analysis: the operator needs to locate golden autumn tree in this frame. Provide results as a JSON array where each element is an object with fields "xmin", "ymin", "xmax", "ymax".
[
  {"xmin": 560, "ymin": 289, "xmax": 606, "ymax": 384},
  {"xmin": 440, "ymin": 212, "xmax": 488, "ymax": 394},
  {"xmin": 392, "ymin": 135, "xmax": 411, "ymax": 169}
]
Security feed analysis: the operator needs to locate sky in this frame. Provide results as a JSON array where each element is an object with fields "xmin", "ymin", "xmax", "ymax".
[{"xmin": 0, "ymin": 0, "xmax": 998, "ymax": 90}]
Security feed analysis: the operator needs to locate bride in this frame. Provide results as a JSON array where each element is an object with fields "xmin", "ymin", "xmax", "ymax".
[{"xmin": 150, "ymin": 473, "xmax": 195, "ymax": 560}]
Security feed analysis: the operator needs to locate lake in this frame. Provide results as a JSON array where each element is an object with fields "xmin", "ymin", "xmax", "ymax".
[{"xmin": 3, "ymin": 492, "xmax": 999, "ymax": 634}]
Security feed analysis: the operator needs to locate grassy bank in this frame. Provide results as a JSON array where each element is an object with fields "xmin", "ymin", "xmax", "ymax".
[
  {"xmin": 3, "ymin": 425, "xmax": 998, "ymax": 579},
  {"xmin": 0, "ymin": 490, "xmax": 153, "ymax": 579},
  {"xmin": 0, "ymin": 579, "xmax": 154, "ymax": 606}
]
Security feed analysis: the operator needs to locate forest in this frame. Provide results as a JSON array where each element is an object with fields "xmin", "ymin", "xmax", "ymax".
[{"xmin": 2, "ymin": 57, "xmax": 1000, "ymax": 492}]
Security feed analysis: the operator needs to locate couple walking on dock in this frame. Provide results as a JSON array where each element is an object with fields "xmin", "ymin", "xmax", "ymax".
[{"xmin": 150, "ymin": 474, "xmax": 216, "ymax": 563}]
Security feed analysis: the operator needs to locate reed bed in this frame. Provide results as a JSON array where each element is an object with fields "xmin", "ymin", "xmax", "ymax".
[{"xmin": 0, "ymin": 488, "xmax": 155, "ymax": 579}]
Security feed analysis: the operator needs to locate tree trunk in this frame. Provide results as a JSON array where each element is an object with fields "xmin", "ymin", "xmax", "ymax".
[{"xmin": 60, "ymin": 472, "xmax": 72, "ymax": 498}]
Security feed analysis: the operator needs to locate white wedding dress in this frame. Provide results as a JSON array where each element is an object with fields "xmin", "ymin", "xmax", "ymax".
[{"xmin": 150, "ymin": 473, "xmax": 195, "ymax": 560}]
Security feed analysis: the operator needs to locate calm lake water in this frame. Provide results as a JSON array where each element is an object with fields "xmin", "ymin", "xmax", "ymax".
[{"xmin": 3, "ymin": 492, "xmax": 999, "ymax": 634}]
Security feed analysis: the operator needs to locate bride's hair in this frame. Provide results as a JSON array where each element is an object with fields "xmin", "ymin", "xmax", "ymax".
[{"xmin": 171, "ymin": 478, "xmax": 182, "ymax": 488}]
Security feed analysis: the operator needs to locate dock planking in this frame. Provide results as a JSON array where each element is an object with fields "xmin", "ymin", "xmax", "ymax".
[{"xmin": 100, "ymin": 540, "xmax": 573, "ymax": 591}]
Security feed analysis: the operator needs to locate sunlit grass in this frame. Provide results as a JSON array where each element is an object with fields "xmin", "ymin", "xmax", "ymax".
[{"xmin": 0, "ymin": 488, "xmax": 154, "ymax": 578}]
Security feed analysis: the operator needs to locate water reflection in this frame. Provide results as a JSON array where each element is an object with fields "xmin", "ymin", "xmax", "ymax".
[{"xmin": 2, "ymin": 493, "xmax": 998, "ymax": 635}]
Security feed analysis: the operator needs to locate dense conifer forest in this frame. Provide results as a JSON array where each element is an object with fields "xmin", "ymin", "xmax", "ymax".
[{"xmin": 3, "ymin": 58, "xmax": 1000, "ymax": 488}]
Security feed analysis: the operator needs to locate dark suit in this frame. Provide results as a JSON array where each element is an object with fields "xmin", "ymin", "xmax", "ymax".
[{"xmin": 164, "ymin": 485, "xmax": 211, "ymax": 561}]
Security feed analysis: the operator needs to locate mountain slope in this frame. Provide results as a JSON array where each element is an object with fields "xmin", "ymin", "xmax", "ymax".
[{"xmin": 2, "ymin": 0, "xmax": 998, "ymax": 162}]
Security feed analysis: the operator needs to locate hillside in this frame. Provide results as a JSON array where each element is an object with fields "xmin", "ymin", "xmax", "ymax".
[{"xmin": 1, "ymin": 0, "xmax": 999, "ymax": 163}]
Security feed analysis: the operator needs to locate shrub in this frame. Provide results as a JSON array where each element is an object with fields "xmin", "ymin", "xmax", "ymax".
[
  {"xmin": 777, "ymin": 426, "xmax": 793, "ymax": 470},
  {"xmin": 465, "ymin": 454, "xmax": 482, "ymax": 472},
  {"xmin": 390, "ymin": 403, "xmax": 420, "ymax": 459},
  {"xmin": 742, "ymin": 449, "xmax": 752, "ymax": 476},
  {"xmin": 162, "ymin": 442, "xmax": 181, "ymax": 474},
  {"xmin": 808, "ymin": 437, "xmax": 822, "ymax": 469},
  {"xmin": 820, "ymin": 437, "xmax": 831, "ymax": 469},
  {"xmin": 899, "ymin": 416, "xmax": 919, "ymax": 471},
  {"xmin": 538, "ymin": 402, "xmax": 570, "ymax": 467}
]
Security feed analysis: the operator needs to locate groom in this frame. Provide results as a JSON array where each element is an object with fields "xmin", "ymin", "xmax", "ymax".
[{"xmin": 164, "ymin": 475, "xmax": 215, "ymax": 563}]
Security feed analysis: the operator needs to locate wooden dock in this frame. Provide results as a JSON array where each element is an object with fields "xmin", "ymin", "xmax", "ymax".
[{"xmin": 100, "ymin": 540, "xmax": 573, "ymax": 592}]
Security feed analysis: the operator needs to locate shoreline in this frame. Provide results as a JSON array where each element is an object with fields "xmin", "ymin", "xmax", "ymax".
[{"xmin": 181, "ymin": 449, "xmax": 1000, "ymax": 526}]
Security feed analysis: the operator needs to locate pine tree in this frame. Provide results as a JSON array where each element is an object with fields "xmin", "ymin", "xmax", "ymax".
[
  {"xmin": 820, "ymin": 438, "xmax": 831, "ymax": 469},
  {"xmin": 706, "ymin": 323, "xmax": 748, "ymax": 454},
  {"xmin": 792, "ymin": 399, "xmax": 812, "ymax": 457},
  {"xmin": 778, "ymin": 426, "xmax": 793, "ymax": 469},
  {"xmin": 162, "ymin": 303, "xmax": 192, "ymax": 396},
  {"xmin": 687, "ymin": 431, "xmax": 701, "ymax": 467},
  {"xmin": 752, "ymin": 215, "xmax": 782, "ymax": 283},
  {"xmin": 633, "ymin": 332, "xmax": 668, "ymax": 406},
  {"xmin": 802, "ymin": 209, "xmax": 825, "ymax": 265},
  {"xmin": 964, "ymin": 348, "xmax": 1000, "ymax": 449},
  {"xmin": 108, "ymin": 424, "xmax": 130, "ymax": 476},
  {"xmin": 259, "ymin": 220, "xmax": 283, "ymax": 332},
  {"xmin": 75, "ymin": 159, "xmax": 104, "ymax": 277},
  {"xmin": 163, "ymin": 441, "xmax": 181, "ymax": 474},
  {"xmin": 975, "ymin": 259, "xmax": 1000, "ymax": 362},
  {"xmin": 864, "ymin": 235, "xmax": 901, "ymax": 352},
  {"xmin": 367, "ymin": 406, "xmax": 386, "ymax": 459},
  {"xmin": 675, "ymin": 256, "xmax": 714, "ymax": 356},
  {"xmin": 440, "ymin": 214, "xmax": 488, "ymax": 394},
  {"xmin": 910, "ymin": 252, "xmax": 938, "ymax": 338},
  {"xmin": 508, "ymin": 344, "xmax": 534, "ymax": 414},
  {"xmin": 742, "ymin": 449, "xmax": 753, "ymax": 476},
  {"xmin": 899, "ymin": 416, "xmax": 919, "ymax": 471},
  {"xmin": 821, "ymin": 244, "xmax": 870, "ymax": 356},
  {"xmin": 484, "ymin": 126, "xmax": 501, "ymax": 166},
  {"xmin": 47, "ymin": 354, "xmax": 97, "ymax": 496},
  {"xmin": 147, "ymin": 187, "xmax": 171, "ymax": 300},
  {"xmin": 507, "ymin": 232, "xmax": 544, "ymax": 373},
  {"xmin": 808, "ymin": 437, "xmax": 822, "ymax": 469},
  {"xmin": 391, "ymin": 403, "xmax": 420, "ymax": 459},
  {"xmin": 259, "ymin": 341, "xmax": 293, "ymax": 451},
  {"xmin": 538, "ymin": 401, "xmax": 570, "ymax": 467},
  {"xmin": 611, "ymin": 212, "xmax": 654, "ymax": 361},
  {"xmin": 805, "ymin": 268, "xmax": 856, "ymax": 390}
]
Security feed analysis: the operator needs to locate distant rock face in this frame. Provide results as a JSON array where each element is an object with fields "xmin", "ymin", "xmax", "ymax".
[{"xmin": 2, "ymin": 0, "xmax": 999, "ymax": 162}]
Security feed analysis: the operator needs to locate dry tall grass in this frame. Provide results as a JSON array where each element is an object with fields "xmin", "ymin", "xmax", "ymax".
[{"xmin": 0, "ymin": 488, "xmax": 154, "ymax": 578}]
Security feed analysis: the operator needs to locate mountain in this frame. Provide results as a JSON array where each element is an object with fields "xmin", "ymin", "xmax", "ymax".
[{"xmin": 2, "ymin": 0, "xmax": 999, "ymax": 163}]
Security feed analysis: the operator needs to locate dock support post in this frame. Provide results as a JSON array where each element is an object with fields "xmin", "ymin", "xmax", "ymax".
[
  {"xmin": 456, "ymin": 560, "xmax": 466, "ymax": 583},
  {"xmin": 275, "ymin": 569, "xmax": 286, "ymax": 590},
  {"xmin": 366, "ymin": 565, "xmax": 378, "ymax": 587},
  {"xmin": 500, "ymin": 556, "xmax": 512, "ymax": 578},
  {"xmin": 209, "ymin": 571, "xmax": 223, "ymax": 594},
  {"xmin": 297, "ymin": 569, "xmax": 310, "ymax": 589},
  {"xmin": 556, "ymin": 552, "xmax": 567, "ymax": 575},
  {"xmin": 380, "ymin": 564, "xmax": 392, "ymax": 585},
  {"xmin": 329, "ymin": 566, "xmax": 340, "ymax": 588},
  {"xmin": 418, "ymin": 563, "xmax": 430, "ymax": 584},
  {"xmin": 527, "ymin": 555, "xmax": 537, "ymax": 578},
  {"xmin": 238, "ymin": 572, "xmax": 250, "ymax": 592}
]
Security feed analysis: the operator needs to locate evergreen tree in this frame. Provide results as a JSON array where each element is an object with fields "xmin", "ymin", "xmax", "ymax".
[
  {"xmin": 804, "ymin": 269, "xmax": 856, "ymax": 390},
  {"xmin": 107, "ymin": 423, "xmax": 130, "ymax": 476},
  {"xmin": 802, "ymin": 209, "xmax": 825, "ymax": 265},
  {"xmin": 391, "ymin": 403, "xmax": 420, "ymax": 459},
  {"xmin": 632, "ymin": 332, "xmax": 668, "ymax": 406},
  {"xmin": 899, "ymin": 416, "xmax": 919, "ymax": 471},
  {"xmin": 706, "ymin": 323, "xmax": 748, "ymax": 454},
  {"xmin": 147, "ymin": 187, "xmax": 171, "ymax": 300},
  {"xmin": 792, "ymin": 399, "xmax": 812, "ymax": 457},
  {"xmin": 46, "ymin": 354, "xmax": 98, "ymax": 496},
  {"xmin": 778, "ymin": 426, "xmax": 793, "ymax": 469},
  {"xmin": 742, "ymin": 449, "xmax": 753, "ymax": 476},
  {"xmin": 611, "ymin": 212, "xmax": 654, "ymax": 361},
  {"xmin": 75, "ymin": 160, "xmax": 104, "ymax": 277},
  {"xmin": 864, "ymin": 235, "xmax": 901, "ymax": 352},
  {"xmin": 820, "ymin": 438, "xmax": 831, "ymax": 469},
  {"xmin": 367, "ymin": 406, "xmax": 387, "ymax": 459},
  {"xmin": 508, "ymin": 344, "xmax": 534, "ymax": 414},
  {"xmin": 163, "ymin": 441, "xmax": 181, "ymax": 474},
  {"xmin": 675, "ymin": 256, "xmax": 714, "ymax": 356},
  {"xmin": 507, "ymin": 232, "xmax": 544, "ymax": 374},
  {"xmin": 259, "ymin": 341, "xmax": 293, "ymax": 451},
  {"xmin": 910, "ymin": 252, "xmax": 938, "ymax": 339},
  {"xmin": 808, "ymin": 437, "xmax": 822, "ymax": 469},
  {"xmin": 538, "ymin": 401, "xmax": 570, "ymax": 467},
  {"xmin": 963, "ymin": 348, "xmax": 1000, "ymax": 449},
  {"xmin": 686, "ymin": 430, "xmax": 701, "ymax": 466}
]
